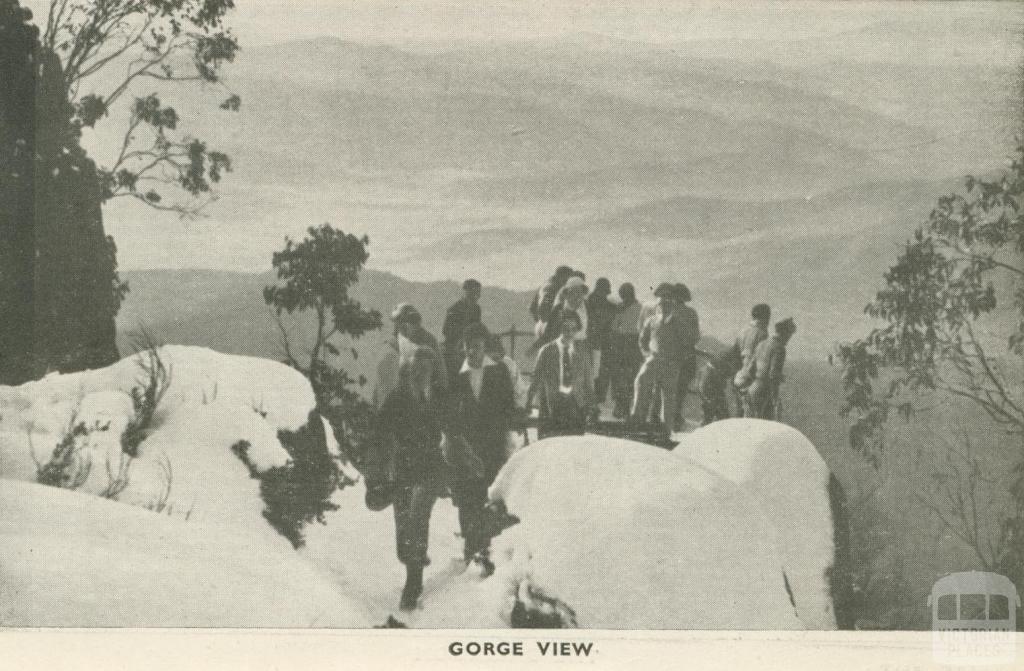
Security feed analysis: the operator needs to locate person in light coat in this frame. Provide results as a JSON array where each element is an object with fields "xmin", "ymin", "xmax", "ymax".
[
  {"xmin": 744, "ymin": 317, "xmax": 796, "ymax": 420},
  {"xmin": 533, "ymin": 310, "xmax": 594, "ymax": 438}
]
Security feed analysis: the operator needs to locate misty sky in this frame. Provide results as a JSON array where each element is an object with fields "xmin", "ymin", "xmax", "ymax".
[
  {"xmin": 21, "ymin": 0, "xmax": 1024, "ymax": 288},
  {"xmin": 224, "ymin": 0, "xmax": 1005, "ymax": 48}
]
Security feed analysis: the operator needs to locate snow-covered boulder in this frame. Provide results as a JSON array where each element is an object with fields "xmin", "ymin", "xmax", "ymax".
[
  {"xmin": 0, "ymin": 479, "xmax": 370, "ymax": 627},
  {"xmin": 0, "ymin": 346, "xmax": 328, "ymax": 548},
  {"xmin": 676, "ymin": 419, "xmax": 840, "ymax": 630},
  {"xmin": 416, "ymin": 436, "xmax": 804, "ymax": 629}
]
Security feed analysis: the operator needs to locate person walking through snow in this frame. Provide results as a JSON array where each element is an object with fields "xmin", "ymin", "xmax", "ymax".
[
  {"xmin": 366, "ymin": 346, "xmax": 448, "ymax": 611},
  {"xmin": 446, "ymin": 322, "xmax": 517, "ymax": 575}
]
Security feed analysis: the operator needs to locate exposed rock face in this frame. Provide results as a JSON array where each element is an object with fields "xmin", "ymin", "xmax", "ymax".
[{"xmin": 0, "ymin": 0, "xmax": 122, "ymax": 385}]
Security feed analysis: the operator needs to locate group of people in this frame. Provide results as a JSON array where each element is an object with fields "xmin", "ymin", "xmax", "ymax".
[
  {"xmin": 364, "ymin": 273, "xmax": 798, "ymax": 610},
  {"xmin": 527, "ymin": 265, "xmax": 796, "ymax": 443},
  {"xmin": 365, "ymin": 282, "xmax": 523, "ymax": 612}
]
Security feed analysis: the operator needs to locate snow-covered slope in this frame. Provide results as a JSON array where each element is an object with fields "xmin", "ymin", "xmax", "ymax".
[
  {"xmin": 0, "ymin": 348, "xmax": 831, "ymax": 629},
  {"xmin": 0, "ymin": 346, "xmax": 322, "ymax": 547},
  {"xmin": 412, "ymin": 436, "xmax": 804, "ymax": 629},
  {"xmin": 677, "ymin": 419, "xmax": 837, "ymax": 629},
  {"xmin": 0, "ymin": 479, "xmax": 369, "ymax": 627}
]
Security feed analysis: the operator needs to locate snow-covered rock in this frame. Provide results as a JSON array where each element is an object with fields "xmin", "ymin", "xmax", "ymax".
[
  {"xmin": 415, "ymin": 436, "xmax": 804, "ymax": 629},
  {"xmin": 0, "ymin": 479, "xmax": 370, "ymax": 627},
  {"xmin": 676, "ymin": 419, "xmax": 838, "ymax": 629},
  {"xmin": 0, "ymin": 346, "xmax": 321, "ymax": 548}
]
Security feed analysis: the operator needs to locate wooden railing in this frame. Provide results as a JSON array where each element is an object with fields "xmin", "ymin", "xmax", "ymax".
[{"xmin": 494, "ymin": 326, "xmax": 536, "ymax": 368}]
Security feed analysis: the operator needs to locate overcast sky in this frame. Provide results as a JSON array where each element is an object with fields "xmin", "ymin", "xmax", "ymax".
[
  {"xmin": 22, "ymin": 0, "xmax": 1018, "ymax": 47},
  {"xmin": 222, "ymin": 0, "xmax": 1009, "ymax": 46}
]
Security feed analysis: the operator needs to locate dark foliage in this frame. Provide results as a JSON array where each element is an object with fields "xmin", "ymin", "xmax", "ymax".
[
  {"xmin": 264, "ymin": 224, "xmax": 383, "ymax": 457},
  {"xmin": 0, "ymin": 0, "xmax": 124, "ymax": 383},
  {"xmin": 837, "ymin": 144, "xmax": 1024, "ymax": 597},
  {"xmin": 374, "ymin": 616, "xmax": 408, "ymax": 629},
  {"xmin": 120, "ymin": 341, "xmax": 172, "ymax": 458},
  {"xmin": 234, "ymin": 410, "xmax": 342, "ymax": 549},
  {"xmin": 37, "ymin": 421, "xmax": 93, "ymax": 489}
]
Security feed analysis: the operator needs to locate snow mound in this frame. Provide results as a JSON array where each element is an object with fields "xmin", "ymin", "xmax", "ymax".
[
  {"xmin": 0, "ymin": 479, "xmax": 370, "ymax": 627},
  {"xmin": 0, "ymin": 345, "xmax": 324, "ymax": 548},
  {"xmin": 419, "ymin": 436, "xmax": 803, "ymax": 629},
  {"xmin": 676, "ymin": 419, "xmax": 837, "ymax": 629}
]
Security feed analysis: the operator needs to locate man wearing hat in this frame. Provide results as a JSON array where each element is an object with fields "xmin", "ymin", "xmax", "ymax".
[
  {"xmin": 630, "ymin": 282, "xmax": 697, "ymax": 440},
  {"xmin": 442, "ymin": 279, "xmax": 483, "ymax": 382},
  {"xmin": 373, "ymin": 303, "xmax": 446, "ymax": 408},
  {"xmin": 745, "ymin": 317, "xmax": 796, "ymax": 420}
]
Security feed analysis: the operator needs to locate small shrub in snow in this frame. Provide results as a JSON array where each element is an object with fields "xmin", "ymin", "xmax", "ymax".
[
  {"xmin": 232, "ymin": 412, "xmax": 344, "ymax": 548},
  {"xmin": 121, "ymin": 337, "xmax": 171, "ymax": 458},
  {"xmin": 36, "ymin": 419, "xmax": 95, "ymax": 490}
]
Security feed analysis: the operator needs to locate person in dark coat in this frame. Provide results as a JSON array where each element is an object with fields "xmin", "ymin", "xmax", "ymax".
[
  {"xmin": 671, "ymin": 283, "xmax": 701, "ymax": 432},
  {"xmin": 447, "ymin": 322, "xmax": 516, "ymax": 573},
  {"xmin": 529, "ymin": 265, "xmax": 573, "ymax": 336},
  {"xmin": 586, "ymin": 277, "xmax": 616, "ymax": 421},
  {"xmin": 442, "ymin": 279, "xmax": 483, "ymax": 382},
  {"xmin": 368, "ymin": 346, "xmax": 448, "ymax": 610},
  {"xmin": 609, "ymin": 282, "xmax": 644, "ymax": 418}
]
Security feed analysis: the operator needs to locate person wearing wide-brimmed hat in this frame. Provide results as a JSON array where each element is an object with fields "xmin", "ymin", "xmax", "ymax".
[
  {"xmin": 744, "ymin": 317, "xmax": 796, "ymax": 420},
  {"xmin": 630, "ymin": 282, "xmax": 696, "ymax": 440},
  {"xmin": 373, "ymin": 303, "xmax": 447, "ymax": 408}
]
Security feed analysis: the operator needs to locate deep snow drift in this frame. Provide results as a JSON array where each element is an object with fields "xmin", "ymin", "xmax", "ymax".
[
  {"xmin": 318, "ymin": 436, "xmax": 806, "ymax": 629},
  {"xmin": 0, "ymin": 346, "xmax": 367, "ymax": 626},
  {"xmin": 0, "ymin": 479, "xmax": 369, "ymax": 627},
  {"xmin": 1, "ymin": 347, "xmax": 833, "ymax": 629},
  {"xmin": 0, "ymin": 345, "xmax": 355, "ymax": 548},
  {"xmin": 677, "ymin": 419, "xmax": 838, "ymax": 629}
]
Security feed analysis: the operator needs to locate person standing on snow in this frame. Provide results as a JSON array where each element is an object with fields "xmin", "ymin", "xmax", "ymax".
[
  {"xmin": 609, "ymin": 282, "xmax": 643, "ymax": 419},
  {"xmin": 630, "ymin": 283, "xmax": 693, "ymax": 441},
  {"xmin": 586, "ymin": 277, "xmax": 616, "ymax": 422},
  {"xmin": 744, "ymin": 317, "xmax": 796, "ymax": 420},
  {"xmin": 533, "ymin": 310, "xmax": 594, "ymax": 438},
  {"xmin": 367, "ymin": 346, "xmax": 449, "ymax": 611},
  {"xmin": 671, "ymin": 283, "xmax": 701, "ymax": 432},
  {"xmin": 442, "ymin": 279, "xmax": 483, "ymax": 383},
  {"xmin": 446, "ymin": 322, "xmax": 517, "ymax": 575},
  {"xmin": 732, "ymin": 303, "xmax": 771, "ymax": 416},
  {"xmin": 529, "ymin": 265, "xmax": 573, "ymax": 337}
]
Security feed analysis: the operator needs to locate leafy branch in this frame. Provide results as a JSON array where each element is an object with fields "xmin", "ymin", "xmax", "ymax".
[{"xmin": 42, "ymin": 0, "xmax": 240, "ymax": 216}]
